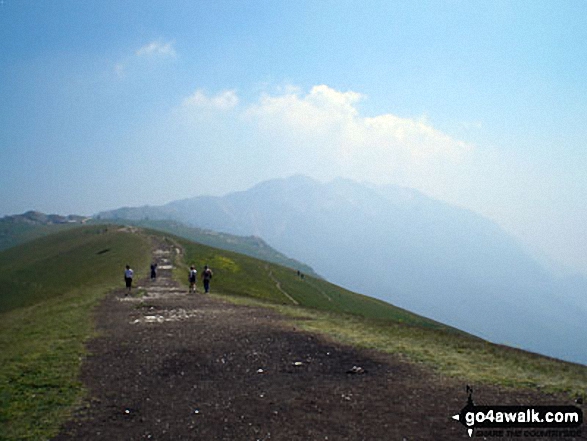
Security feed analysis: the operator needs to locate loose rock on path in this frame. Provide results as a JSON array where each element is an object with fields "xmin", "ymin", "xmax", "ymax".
[{"xmin": 53, "ymin": 239, "xmax": 582, "ymax": 440}]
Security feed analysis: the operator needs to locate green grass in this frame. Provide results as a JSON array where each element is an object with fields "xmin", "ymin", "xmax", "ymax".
[
  {"xmin": 0, "ymin": 221, "xmax": 82, "ymax": 254},
  {"xmin": 179, "ymin": 238, "xmax": 296, "ymax": 302},
  {"xmin": 0, "ymin": 226, "xmax": 151, "ymax": 440},
  {"xmin": 0, "ymin": 226, "xmax": 150, "ymax": 313},
  {"xmin": 0, "ymin": 288, "xmax": 105, "ymax": 440}
]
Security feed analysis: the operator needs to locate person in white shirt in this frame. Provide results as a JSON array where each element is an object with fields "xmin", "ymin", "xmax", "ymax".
[
  {"xmin": 188, "ymin": 266, "xmax": 198, "ymax": 293},
  {"xmin": 124, "ymin": 265, "xmax": 134, "ymax": 295}
]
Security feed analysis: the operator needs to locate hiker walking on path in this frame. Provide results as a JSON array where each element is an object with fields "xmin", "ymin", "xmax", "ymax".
[
  {"xmin": 188, "ymin": 266, "xmax": 198, "ymax": 293},
  {"xmin": 124, "ymin": 265, "xmax": 134, "ymax": 295},
  {"xmin": 150, "ymin": 263, "xmax": 157, "ymax": 280},
  {"xmin": 202, "ymin": 265, "xmax": 213, "ymax": 293}
]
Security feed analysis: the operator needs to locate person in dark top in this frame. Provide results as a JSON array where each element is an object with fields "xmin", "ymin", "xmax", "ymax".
[
  {"xmin": 202, "ymin": 265, "xmax": 213, "ymax": 293},
  {"xmin": 150, "ymin": 263, "xmax": 157, "ymax": 280}
]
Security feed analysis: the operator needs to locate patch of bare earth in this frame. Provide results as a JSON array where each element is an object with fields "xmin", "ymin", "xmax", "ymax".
[{"xmin": 53, "ymin": 241, "xmax": 584, "ymax": 440}]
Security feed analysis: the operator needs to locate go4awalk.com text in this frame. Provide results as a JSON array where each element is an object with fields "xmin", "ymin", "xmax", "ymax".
[{"xmin": 452, "ymin": 398, "xmax": 583, "ymax": 437}]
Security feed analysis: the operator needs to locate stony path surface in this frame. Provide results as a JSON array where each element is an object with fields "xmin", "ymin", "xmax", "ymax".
[{"xmin": 53, "ymin": 239, "xmax": 582, "ymax": 440}]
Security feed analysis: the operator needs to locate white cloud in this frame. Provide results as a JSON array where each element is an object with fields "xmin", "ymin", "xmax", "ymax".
[
  {"xmin": 247, "ymin": 85, "xmax": 469, "ymax": 156},
  {"xmin": 248, "ymin": 85, "xmax": 361, "ymax": 134},
  {"xmin": 173, "ymin": 84, "xmax": 473, "ymax": 198},
  {"xmin": 362, "ymin": 113, "xmax": 471, "ymax": 159},
  {"xmin": 183, "ymin": 89, "xmax": 239, "ymax": 110},
  {"xmin": 244, "ymin": 85, "xmax": 472, "ymax": 184},
  {"xmin": 136, "ymin": 40, "xmax": 177, "ymax": 58},
  {"xmin": 113, "ymin": 40, "xmax": 176, "ymax": 77}
]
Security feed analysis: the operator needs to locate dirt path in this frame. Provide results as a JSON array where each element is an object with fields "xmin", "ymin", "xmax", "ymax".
[
  {"xmin": 53, "ymin": 240, "xmax": 583, "ymax": 440},
  {"xmin": 265, "ymin": 264, "xmax": 299, "ymax": 305}
]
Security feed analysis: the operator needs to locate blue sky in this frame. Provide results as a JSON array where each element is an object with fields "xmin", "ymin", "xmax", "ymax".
[{"xmin": 1, "ymin": 0, "xmax": 586, "ymax": 276}]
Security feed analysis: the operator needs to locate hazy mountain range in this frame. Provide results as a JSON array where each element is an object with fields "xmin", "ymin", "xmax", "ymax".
[
  {"xmin": 98, "ymin": 175, "xmax": 587, "ymax": 365},
  {"xmin": 2, "ymin": 211, "xmax": 89, "ymax": 225}
]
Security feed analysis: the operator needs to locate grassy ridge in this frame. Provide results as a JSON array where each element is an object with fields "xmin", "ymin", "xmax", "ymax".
[
  {"xmin": 0, "ymin": 226, "xmax": 150, "ymax": 313},
  {"xmin": 0, "ymin": 221, "xmax": 81, "ymax": 254},
  {"xmin": 1, "ymin": 226, "xmax": 586, "ymax": 440},
  {"xmin": 0, "ymin": 226, "xmax": 151, "ymax": 440},
  {"xmin": 90, "ymin": 218, "xmax": 319, "ymax": 277}
]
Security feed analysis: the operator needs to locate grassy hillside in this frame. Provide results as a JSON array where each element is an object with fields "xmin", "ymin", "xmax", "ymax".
[
  {"xmin": 0, "ymin": 226, "xmax": 150, "ymax": 313},
  {"xmin": 177, "ymin": 238, "xmax": 455, "ymax": 332},
  {"xmin": 0, "ymin": 219, "xmax": 82, "ymax": 253},
  {"xmin": 0, "ymin": 226, "xmax": 151, "ymax": 439},
  {"xmin": 90, "ymin": 218, "xmax": 320, "ymax": 277}
]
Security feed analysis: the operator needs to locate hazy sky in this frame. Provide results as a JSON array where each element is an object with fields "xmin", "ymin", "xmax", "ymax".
[{"xmin": 1, "ymin": 0, "xmax": 586, "ymax": 276}]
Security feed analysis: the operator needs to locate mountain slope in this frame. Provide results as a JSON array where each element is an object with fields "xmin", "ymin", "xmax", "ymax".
[
  {"xmin": 0, "ymin": 225, "xmax": 151, "ymax": 313},
  {"xmin": 2, "ymin": 226, "xmax": 586, "ymax": 439},
  {"xmin": 90, "ymin": 218, "xmax": 319, "ymax": 277},
  {"xmin": 98, "ymin": 175, "xmax": 587, "ymax": 365},
  {"xmin": 0, "ymin": 212, "xmax": 318, "ymax": 277},
  {"xmin": 176, "ymin": 236, "xmax": 456, "ymax": 332}
]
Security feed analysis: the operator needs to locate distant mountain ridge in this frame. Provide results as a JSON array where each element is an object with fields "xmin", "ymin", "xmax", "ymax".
[
  {"xmin": 98, "ymin": 175, "xmax": 587, "ymax": 365},
  {"xmin": 0, "ymin": 211, "xmax": 89, "ymax": 252},
  {"xmin": 3, "ymin": 210, "xmax": 89, "ymax": 225}
]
